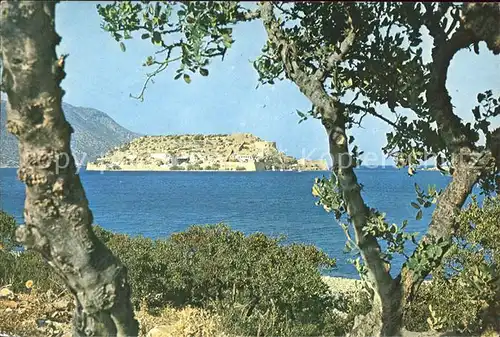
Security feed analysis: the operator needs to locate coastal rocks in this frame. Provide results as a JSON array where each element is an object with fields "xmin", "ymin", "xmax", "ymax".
[
  {"xmin": 0, "ymin": 287, "xmax": 14, "ymax": 300},
  {"xmin": 146, "ymin": 325, "xmax": 171, "ymax": 337},
  {"xmin": 321, "ymin": 276, "xmax": 365, "ymax": 294}
]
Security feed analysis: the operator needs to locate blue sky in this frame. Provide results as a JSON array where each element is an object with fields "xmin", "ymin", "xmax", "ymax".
[{"xmin": 54, "ymin": 2, "xmax": 499, "ymax": 165}]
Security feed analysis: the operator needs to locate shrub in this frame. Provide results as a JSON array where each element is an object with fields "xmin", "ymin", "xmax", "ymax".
[
  {"xmin": 186, "ymin": 164, "xmax": 202, "ymax": 171},
  {"xmin": 94, "ymin": 224, "xmax": 339, "ymax": 335},
  {"xmin": 0, "ymin": 211, "xmax": 64, "ymax": 293},
  {"xmin": 0, "ymin": 211, "xmax": 17, "ymax": 251},
  {"xmin": 406, "ymin": 197, "xmax": 500, "ymax": 334},
  {"xmin": 235, "ymin": 166, "xmax": 246, "ymax": 171},
  {"xmin": 1, "ymin": 216, "xmax": 348, "ymax": 336},
  {"xmin": 0, "ymin": 249, "xmax": 64, "ymax": 294},
  {"xmin": 170, "ymin": 165, "xmax": 185, "ymax": 171}
]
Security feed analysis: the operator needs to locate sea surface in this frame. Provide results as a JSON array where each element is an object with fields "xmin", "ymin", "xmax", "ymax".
[{"xmin": 0, "ymin": 168, "xmax": 453, "ymax": 278}]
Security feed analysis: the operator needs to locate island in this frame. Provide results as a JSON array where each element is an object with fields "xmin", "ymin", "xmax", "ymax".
[{"xmin": 86, "ymin": 133, "xmax": 329, "ymax": 172}]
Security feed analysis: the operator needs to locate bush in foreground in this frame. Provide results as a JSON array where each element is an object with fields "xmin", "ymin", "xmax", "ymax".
[
  {"xmin": 93, "ymin": 223, "xmax": 341, "ymax": 335},
  {"xmin": 0, "ymin": 212, "xmax": 65, "ymax": 294},
  {"xmin": 1, "ymin": 217, "xmax": 350, "ymax": 335},
  {"xmin": 3, "ymin": 203, "xmax": 499, "ymax": 336},
  {"xmin": 406, "ymin": 197, "xmax": 500, "ymax": 335}
]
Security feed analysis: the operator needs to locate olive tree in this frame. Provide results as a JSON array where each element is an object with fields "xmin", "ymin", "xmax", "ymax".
[
  {"xmin": 0, "ymin": 2, "xmax": 138, "ymax": 336},
  {"xmin": 97, "ymin": 1, "xmax": 499, "ymax": 335}
]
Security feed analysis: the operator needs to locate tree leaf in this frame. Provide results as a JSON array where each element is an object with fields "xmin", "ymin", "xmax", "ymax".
[
  {"xmin": 152, "ymin": 31, "xmax": 161, "ymax": 44},
  {"xmin": 416, "ymin": 209, "xmax": 423, "ymax": 220},
  {"xmin": 183, "ymin": 73, "xmax": 191, "ymax": 84},
  {"xmin": 472, "ymin": 106, "xmax": 481, "ymax": 120},
  {"xmin": 411, "ymin": 202, "xmax": 420, "ymax": 209},
  {"xmin": 141, "ymin": 33, "xmax": 150, "ymax": 40},
  {"xmin": 119, "ymin": 42, "xmax": 126, "ymax": 52},
  {"xmin": 199, "ymin": 68, "xmax": 209, "ymax": 76}
]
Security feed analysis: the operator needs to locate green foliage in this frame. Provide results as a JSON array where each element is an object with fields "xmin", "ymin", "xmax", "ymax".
[
  {"xmin": 474, "ymin": 90, "xmax": 500, "ymax": 195},
  {"xmin": 0, "ymin": 212, "xmax": 64, "ymax": 293},
  {"xmin": 97, "ymin": 1, "xmax": 255, "ymax": 100},
  {"xmin": 364, "ymin": 212, "xmax": 419, "ymax": 264},
  {"xmin": 0, "ymin": 250, "xmax": 64, "ymax": 294},
  {"xmin": 186, "ymin": 164, "xmax": 202, "ymax": 171},
  {"xmin": 407, "ymin": 197, "xmax": 500, "ymax": 333},
  {"xmin": 0, "ymin": 211, "xmax": 17, "ymax": 251},
  {"xmin": 93, "ymin": 224, "xmax": 341, "ymax": 335},
  {"xmin": 411, "ymin": 183, "xmax": 440, "ymax": 220},
  {"xmin": 405, "ymin": 238, "xmax": 451, "ymax": 283},
  {"xmin": 170, "ymin": 165, "xmax": 185, "ymax": 171},
  {"xmin": 311, "ymin": 175, "xmax": 346, "ymax": 219},
  {"xmin": 312, "ymin": 175, "xmax": 419, "ymax": 270},
  {"xmin": 217, "ymin": 288, "xmax": 371, "ymax": 337},
  {"xmin": 0, "ymin": 218, "xmax": 353, "ymax": 335},
  {"xmin": 235, "ymin": 166, "xmax": 246, "ymax": 171}
]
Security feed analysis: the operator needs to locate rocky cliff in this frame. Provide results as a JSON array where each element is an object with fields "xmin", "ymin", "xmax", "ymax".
[{"xmin": 88, "ymin": 133, "xmax": 328, "ymax": 171}]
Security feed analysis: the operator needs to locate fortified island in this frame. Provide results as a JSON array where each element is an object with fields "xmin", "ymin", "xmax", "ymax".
[{"xmin": 86, "ymin": 133, "xmax": 328, "ymax": 172}]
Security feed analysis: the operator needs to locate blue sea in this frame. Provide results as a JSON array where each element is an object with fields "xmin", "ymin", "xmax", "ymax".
[{"xmin": 0, "ymin": 168, "xmax": 451, "ymax": 278}]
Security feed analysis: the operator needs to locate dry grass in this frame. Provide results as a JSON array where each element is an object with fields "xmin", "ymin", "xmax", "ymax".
[
  {"xmin": 1, "ymin": 277, "xmax": 359, "ymax": 337},
  {"xmin": 0, "ymin": 289, "xmax": 224, "ymax": 337},
  {"xmin": 137, "ymin": 304, "xmax": 224, "ymax": 337},
  {"xmin": 0, "ymin": 288, "xmax": 72, "ymax": 337}
]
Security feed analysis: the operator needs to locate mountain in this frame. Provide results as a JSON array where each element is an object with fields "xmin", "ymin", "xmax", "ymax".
[{"xmin": 0, "ymin": 100, "xmax": 140, "ymax": 167}]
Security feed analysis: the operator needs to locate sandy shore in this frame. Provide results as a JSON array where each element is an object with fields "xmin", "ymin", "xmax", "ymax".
[{"xmin": 321, "ymin": 276, "xmax": 365, "ymax": 294}]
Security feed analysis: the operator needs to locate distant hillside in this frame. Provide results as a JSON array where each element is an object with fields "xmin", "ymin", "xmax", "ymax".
[
  {"xmin": 88, "ymin": 133, "xmax": 328, "ymax": 172},
  {"xmin": 0, "ymin": 100, "xmax": 140, "ymax": 167}
]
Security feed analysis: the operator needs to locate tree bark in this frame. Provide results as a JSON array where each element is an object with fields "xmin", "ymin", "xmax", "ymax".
[
  {"xmin": 400, "ymin": 2, "xmax": 499, "ymax": 309},
  {"xmin": 259, "ymin": 2, "xmax": 500, "ymax": 336},
  {"xmin": 259, "ymin": 3, "xmax": 402, "ymax": 335},
  {"xmin": 322, "ymin": 107, "xmax": 404, "ymax": 337},
  {"xmin": 0, "ymin": 2, "xmax": 139, "ymax": 336}
]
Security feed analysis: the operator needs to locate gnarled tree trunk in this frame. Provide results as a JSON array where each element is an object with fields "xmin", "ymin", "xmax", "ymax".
[
  {"xmin": 259, "ymin": 2, "xmax": 404, "ymax": 335},
  {"xmin": 259, "ymin": 2, "xmax": 498, "ymax": 336},
  {"xmin": 322, "ymin": 107, "xmax": 405, "ymax": 337},
  {"xmin": 0, "ymin": 2, "xmax": 139, "ymax": 336}
]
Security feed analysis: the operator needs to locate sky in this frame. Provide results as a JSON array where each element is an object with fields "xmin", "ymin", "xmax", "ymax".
[{"xmin": 52, "ymin": 1, "xmax": 499, "ymax": 165}]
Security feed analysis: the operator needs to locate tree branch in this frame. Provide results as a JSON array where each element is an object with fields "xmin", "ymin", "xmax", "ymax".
[
  {"xmin": 260, "ymin": 3, "xmax": 401, "ymax": 334},
  {"xmin": 400, "ymin": 2, "xmax": 500, "ymax": 308},
  {"xmin": 235, "ymin": 8, "xmax": 261, "ymax": 22},
  {"xmin": 350, "ymin": 105, "xmax": 400, "ymax": 130},
  {"xmin": 425, "ymin": 3, "xmax": 500, "ymax": 153},
  {"xmin": 0, "ymin": 2, "xmax": 138, "ymax": 336},
  {"xmin": 315, "ymin": 11, "xmax": 357, "ymax": 81},
  {"xmin": 400, "ymin": 149, "xmax": 493, "ymax": 309},
  {"xmin": 488, "ymin": 127, "xmax": 500, "ymax": 168},
  {"xmin": 426, "ymin": 28, "xmax": 479, "ymax": 152}
]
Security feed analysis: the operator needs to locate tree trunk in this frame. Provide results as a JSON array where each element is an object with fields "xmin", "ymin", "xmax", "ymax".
[
  {"xmin": 259, "ymin": 4, "xmax": 403, "ymax": 335},
  {"xmin": 321, "ymin": 110, "xmax": 404, "ymax": 337},
  {"xmin": 258, "ymin": 2, "xmax": 496, "ymax": 336},
  {"xmin": 0, "ymin": 2, "xmax": 139, "ymax": 336},
  {"xmin": 400, "ymin": 151, "xmax": 487, "ymax": 311}
]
